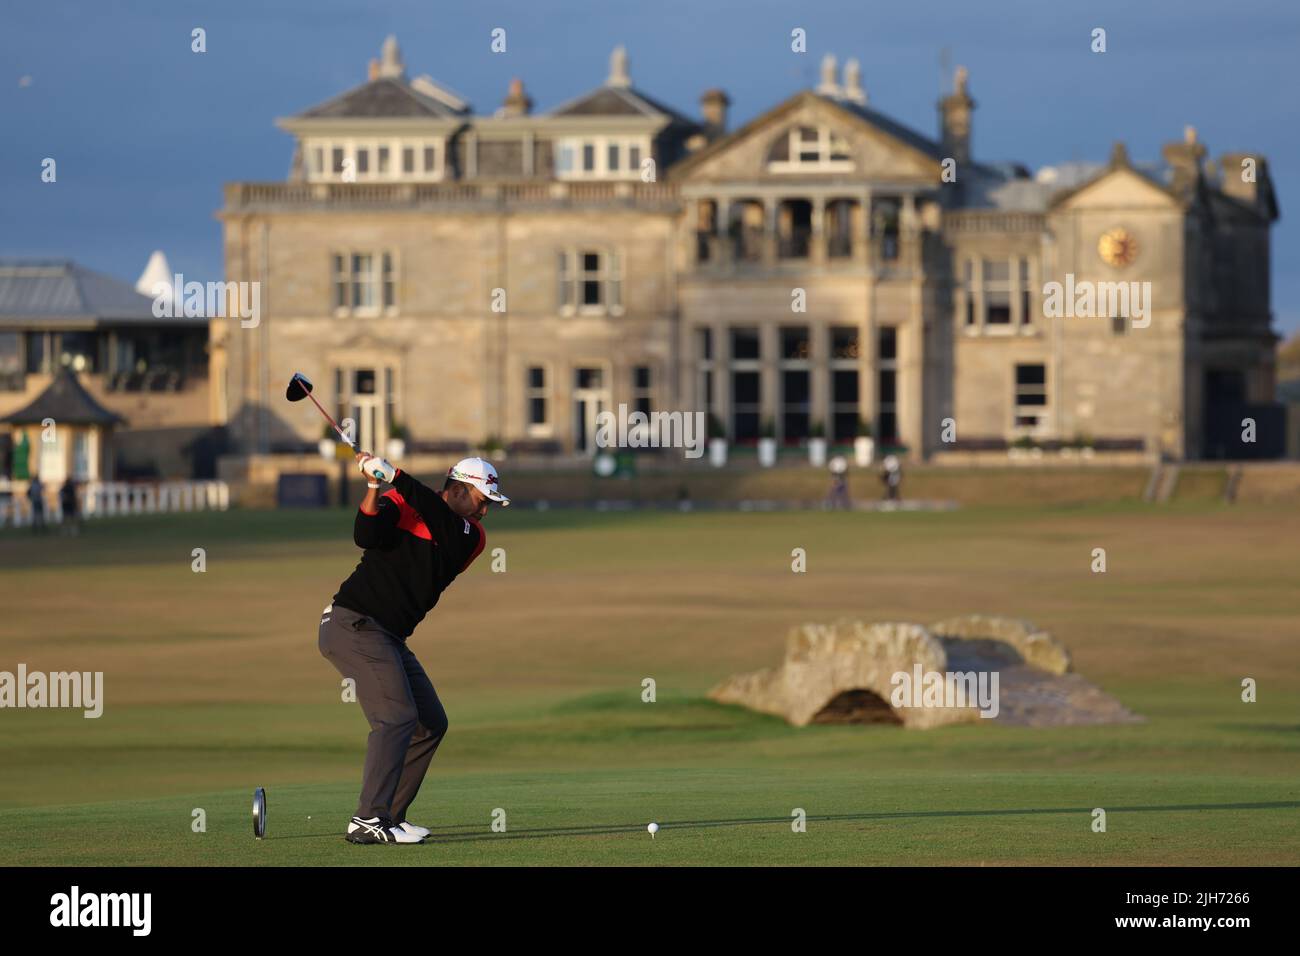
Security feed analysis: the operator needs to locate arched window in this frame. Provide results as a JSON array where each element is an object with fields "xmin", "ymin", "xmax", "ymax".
[{"xmin": 767, "ymin": 126, "xmax": 853, "ymax": 172}]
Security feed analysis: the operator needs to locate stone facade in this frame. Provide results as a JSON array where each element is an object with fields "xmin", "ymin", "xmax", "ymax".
[{"xmin": 218, "ymin": 41, "xmax": 1281, "ymax": 462}]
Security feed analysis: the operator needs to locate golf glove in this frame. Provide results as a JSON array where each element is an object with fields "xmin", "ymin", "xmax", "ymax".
[{"xmin": 358, "ymin": 454, "xmax": 396, "ymax": 483}]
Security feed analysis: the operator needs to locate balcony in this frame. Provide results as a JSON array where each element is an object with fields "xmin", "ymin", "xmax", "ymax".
[{"xmin": 223, "ymin": 181, "xmax": 682, "ymax": 214}]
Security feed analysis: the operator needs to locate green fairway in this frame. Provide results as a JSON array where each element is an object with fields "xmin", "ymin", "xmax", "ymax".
[{"xmin": 1, "ymin": 502, "xmax": 1297, "ymax": 865}]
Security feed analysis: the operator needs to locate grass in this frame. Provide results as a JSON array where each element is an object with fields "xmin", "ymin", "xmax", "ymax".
[{"xmin": 0, "ymin": 501, "xmax": 1297, "ymax": 865}]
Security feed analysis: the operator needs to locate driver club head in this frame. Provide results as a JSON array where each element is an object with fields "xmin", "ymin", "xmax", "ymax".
[
  {"xmin": 253, "ymin": 787, "xmax": 267, "ymax": 839},
  {"xmin": 285, "ymin": 372, "xmax": 313, "ymax": 402}
]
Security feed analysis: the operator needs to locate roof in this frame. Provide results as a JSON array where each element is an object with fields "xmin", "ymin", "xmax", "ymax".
[
  {"xmin": 296, "ymin": 76, "xmax": 468, "ymax": 120},
  {"xmin": 828, "ymin": 96, "xmax": 945, "ymax": 161},
  {"xmin": 547, "ymin": 84, "xmax": 699, "ymax": 127},
  {"xmin": 0, "ymin": 367, "xmax": 125, "ymax": 426},
  {"xmin": 672, "ymin": 90, "xmax": 944, "ymax": 178},
  {"xmin": 0, "ymin": 260, "xmax": 174, "ymax": 326}
]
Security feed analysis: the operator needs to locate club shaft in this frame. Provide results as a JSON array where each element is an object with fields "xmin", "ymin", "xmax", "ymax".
[{"xmin": 298, "ymin": 382, "xmax": 355, "ymax": 448}]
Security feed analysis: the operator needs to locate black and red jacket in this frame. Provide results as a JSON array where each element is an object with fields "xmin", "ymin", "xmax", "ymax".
[{"xmin": 332, "ymin": 469, "xmax": 485, "ymax": 639}]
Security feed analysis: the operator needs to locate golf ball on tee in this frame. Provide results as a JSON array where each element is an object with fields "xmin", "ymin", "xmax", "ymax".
[{"xmin": 648, "ymin": 822, "xmax": 659, "ymax": 837}]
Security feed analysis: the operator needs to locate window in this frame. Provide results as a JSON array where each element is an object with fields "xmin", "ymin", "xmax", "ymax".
[
  {"xmin": 1112, "ymin": 314, "xmax": 1127, "ymax": 335},
  {"xmin": 633, "ymin": 365, "xmax": 652, "ymax": 416},
  {"xmin": 58, "ymin": 332, "xmax": 98, "ymax": 373},
  {"xmin": 24, "ymin": 332, "xmax": 49, "ymax": 374},
  {"xmin": 526, "ymin": 366, "xmax": 548, "ymax": 428},
  {"xmin": 782, "ymin": 370, "xmax": 810, "ymax": 441},
  {"xmin": 984, "ymin": 259, "xmax": 1012, "ymax": 326},
  {"xmin": 781, "ymin": 326, "xmax": 810, "ymax": 360},
  {"xmin": 731, "ymin": 370, "xmax": 761, "ymax": 441},
  {"xmin": 1019, "ymin": 258, "xmax": 1035, "ymax": 326},
  {"xmin": 730, "ymin": 328, "xmax": 760, "ymax": 361},
  {"xmin": 402, "ymin": 147, "xmax": 415, "ymax": 174},
  {"xmin": 555, "ymin": 138, "xmax": 650, "ymax": 179},
  {"xmin": 876, "ymin": 327, "xmax": 898, "ymax": 443},
  {"xmin": 1014, "ymin": 364, "xmax": 1047, "ymax": 429},
  {"xmin": 351, "ymin": 254, "xmax": 376, "ymax": 311},
  {"xmin": 423, "ymin": 145, "xmax": 436, "ymax": 174},
  {"xmin": 768, "ymin": 125, "xmax": 854, "ymax": 172},
  {"xmin": 333, "ymin": 250, "xmax": 397, "ymax": 315},
  {"xmin": 382, "ymin": 253, "xmax": 396, "ymax": 309},
  {"xmin": 557, "ymin": 143, "xmax": 576, "ymax": 174},
  {"xmin": 581, "ymin": 253, "xmax": 601, "ymax": 307},
  {"xmin": 0, "ymin": 332, "xmax": 22, "ymax": 390},
  {"xmin": 961, "ymin": 259, "xmax": 977, "ymax": 327},
  {"xmin": 779, "ymin": 327, "xmax": 810, "ymax": 441},
  {"xmin": 332, "ymin": 255, "xmax": 348, "ymax": 309},
  {"xmin": 377, "ymin": 147, "xmax": 390, "ymax": 175},
  {"xmin": 558, "ymin": 248, "xmax": 623, "ymax": 314},
  {"xmin": 332, "ymin": 147, "xmax": 345, "ymax": 174},
  {"xmin": 311, "ymin": 147, "xmax": 324, "ymax": 176},
  {"xmin": 355, "ymin": 148, "xmax": 369, "ymax": 175},
  {"xmin": 831, "ymin": 326, "xmax": 860, "ymax": 360}
]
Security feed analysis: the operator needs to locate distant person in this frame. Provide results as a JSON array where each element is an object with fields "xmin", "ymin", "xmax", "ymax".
[
  {"xmin": 27, "ymin": 475, "xmax": 46, "ymax": 533},
  {"xmin": 60, "ymin": 477, "xmax": 81, "ymax": 536},
  {"xmin": 880, "ymin": 455, "xmax": 902, "ymax": 503},
  {"xmin": 826, "ymin": 456, "xmax": 851, "ymax": 510}
]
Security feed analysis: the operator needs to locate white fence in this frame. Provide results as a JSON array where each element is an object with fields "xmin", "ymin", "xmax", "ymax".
[{"xmin": 1, "ymin": 480, "xmax": 230, "ymax": 527}]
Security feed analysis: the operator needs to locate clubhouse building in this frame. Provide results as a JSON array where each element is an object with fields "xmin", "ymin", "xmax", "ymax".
[{"xmin": 217, "ymin": 38, "xmax": 1284, "ymax": 463}]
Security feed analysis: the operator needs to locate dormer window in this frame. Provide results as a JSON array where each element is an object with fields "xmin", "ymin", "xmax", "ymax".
[
  {"xmin": 555, "ymin": 137, "xmax": 651, "ymax": 180},
  {"xmin": 767, "ymin": 126, "xmax": 853, "ymax": 172},
  {"xmin": 304, "ymin": 137, "xmax": 445, "ymax": 182}
]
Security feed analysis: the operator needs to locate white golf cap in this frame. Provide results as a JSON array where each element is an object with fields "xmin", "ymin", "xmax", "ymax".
[{"xmin": 448, "ymin": 457, "xmax": 510, "ymax": 505}]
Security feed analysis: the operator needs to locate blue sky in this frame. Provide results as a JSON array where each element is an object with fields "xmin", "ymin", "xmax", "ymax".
[{"xmin": 3, "ymin": 0, "xmax": 1296, "ymax": 336}]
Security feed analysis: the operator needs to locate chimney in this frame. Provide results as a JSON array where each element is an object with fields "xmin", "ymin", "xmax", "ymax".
[
  {"xmin": 1162, "ymin": 125, "xmax": 1207, "ymax": 196},
  {"xmin": 608, "ymin": 45, "xmax": 631, "ymax": 88},
  {"xmin": 700, "ymin": 88, "xmax": 730, "ymax": 139},
  {"xmin": 816, "ymin": 53, "xmax": 841, "ymax": 97},
  {"xmin": 378, "ymin": 35, "xmax": 405, "ymax": 80},
  {"xmin": 368, "ymin": 59, "xmax": 380, "ymax": 82},
  {"xmin": 502, "ymin": 77, "xmax": 533, "ymax": 117},
  {"xmin": 1218, "ymin": 151, "xmax": 1275, "ymax": 218},
  {"xmin": 842, "ymin": 58, "xmax": 867, "ymax": 105},
  {"xmin": 938, "ymin": 65, "xmax": 975, "ymax": 166}
]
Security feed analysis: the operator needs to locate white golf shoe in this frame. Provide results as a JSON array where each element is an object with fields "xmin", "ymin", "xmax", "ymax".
[
  {"xmin": 397, "ymin": 821, "xmax": 430, "ymax": 839},
  {"xmin": 345, "ymin": 816, "xmax": 424, "ymax": 844}
]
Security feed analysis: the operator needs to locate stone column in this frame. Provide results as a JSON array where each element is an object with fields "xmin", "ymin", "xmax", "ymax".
[
  {"xmin": 760, "ymin": 323, "xmax": 780, "ymax": 438},
  {"xmin": 810, "ymin": 323, "xmax": 829, "ymax": 435},
  {"xmin": 713, "ymin": 321, "xmax": 730, "ymax": 436},
  {"xmin": 897, "ymin": 319, "xmax": 925, "ymax": 458},
  {"xmin": 763, "ymin": 197, "xmax": 779, "ymax": 266},
  {"xmin": 811, "ymin": 195, "xmax": 826, "ymax": 266}
]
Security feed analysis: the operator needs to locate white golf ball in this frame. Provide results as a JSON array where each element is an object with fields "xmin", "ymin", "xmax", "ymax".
[{"xmin": 647, "ymin": 822, "xmax": 659, "ymax": 835}]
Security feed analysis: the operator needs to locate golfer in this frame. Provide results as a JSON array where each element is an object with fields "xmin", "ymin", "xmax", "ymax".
[{"xmin": 318, "ymin": 454, "xmax": 508, "ymax": 844}]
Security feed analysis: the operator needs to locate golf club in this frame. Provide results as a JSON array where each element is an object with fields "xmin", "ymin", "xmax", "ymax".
[
  {"xmin": 285, "ymin": 372, "xmax": 356, "ymax": 449},
  {"xmin": 252, "ymin": 787, "xmax": 267, "ymax": 840}
]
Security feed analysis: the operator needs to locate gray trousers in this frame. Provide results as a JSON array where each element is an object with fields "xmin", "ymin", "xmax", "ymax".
[{"xmin": 318, "ymin": 603, "xmax": 449, "ymax": 822}]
